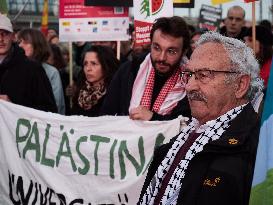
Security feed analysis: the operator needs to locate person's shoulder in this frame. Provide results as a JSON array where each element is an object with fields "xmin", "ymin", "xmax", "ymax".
[
  {"xmin": 219, "ymin": 26, "xmax": 227, "ymax": 35},
  {"xmin": 42, "ymin": 63, "xmax": 59, "ymax": 73},
  {"xmin": 237, "ymin": 26, "xmax": 249, "ymax": 40},
  {"xmin": 18, "ymin": 56, "xmax": 43, "ymax": 72}
]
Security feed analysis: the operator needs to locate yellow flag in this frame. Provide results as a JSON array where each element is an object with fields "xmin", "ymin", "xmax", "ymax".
[
  {"xmin": 41, "ymin": 0, "xmax": 48, "ymax": 36},
  {"xmin": 211, "ymin": 0, "xmax": 234, "ymax": 5}
]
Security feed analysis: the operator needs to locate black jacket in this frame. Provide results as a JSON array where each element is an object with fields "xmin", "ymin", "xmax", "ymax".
[
  {"xmin": 138, "ymin": 103, "xmax": 260, "ymax": 205},
  {"xmin": 100, "ymin": 54, "xmax": 191, "ymax": 121},
  {"xmin": 0, "ymin": 44, "xmax": 57, "ymax": 113},
  {"xmin": 219, "ymin": 26, "xmax": 248, "ymax": 41},
  {"xmin": 71, "ymin": 96, "xmax": 105, "ymax": 117}
]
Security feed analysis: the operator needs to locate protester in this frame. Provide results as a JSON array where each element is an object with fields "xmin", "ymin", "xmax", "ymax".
[
  {"xmin": 48, "ymin": 44, "xmax": 70, "ymax": 115},
  {"xmin": 46, "ymin": 28, "xmax": 58, "ymax": 42},
  {"xmin": 259, "ymin": 19, "xmax": 272, "ymax": 32},
  {"xmin": 138, "ymin": 32, "xmax": 263, "ymax": 205},
  {"xmin": 100, "ymin": 16, "xmax": 191, "ymax": 121},
  {"xmin": 48, "ymin": 34, "xmax": 59, "ymax": 45},
  {"xmin": 189, "ymin": 28, "xmax": 209, "ymax": 56},
  {"xmin": 18, "ymin": 28, "xmax": 65, "ymax": 114},
  {"xmin": 220, "ymin": 5, "xmax": 247, "ymax": 40},
  {"xmin": 0, "ymin": 14, "xmax": 57, "ymax": 112},
  {"xmin": 73, "ymin": 41, "xmax": 92, "ymax": 82},
  {"xmin": 244, "ymin": 25, "xmax": 273, "ymax": 88},
  {"xmin": 125, "ymin": 25, "xmax": 151, "ymax": 62},
  {"xmin": 69, "ymin": 45, "xmax": 119, "ymax": 117}
]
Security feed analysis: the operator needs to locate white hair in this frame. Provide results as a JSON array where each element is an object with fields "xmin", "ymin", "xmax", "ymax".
[{"xmin": 197, "ymin": 31, "xmax": 264, "ymax": 101}]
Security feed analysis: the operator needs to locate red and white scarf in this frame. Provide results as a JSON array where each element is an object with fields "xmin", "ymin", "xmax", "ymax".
[{"xmin": 129, "ymin": 54, "xmax": 187, "ymax": 115}]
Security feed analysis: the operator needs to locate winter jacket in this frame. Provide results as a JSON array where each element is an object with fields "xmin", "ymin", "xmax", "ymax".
[
  {"xmin": 138, "ymin": 103, "xmax": 260, "ymax": 205},
  {"xmin": 0, "ymin": 44, "xmax": 57, "ymax": 113},
  {"xmin": 219, "ymin": 26, "xmax": 248, "ymax": 41}
]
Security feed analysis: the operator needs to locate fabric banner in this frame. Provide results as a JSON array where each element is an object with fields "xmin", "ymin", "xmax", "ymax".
[
  {"xmin": 0, "ymin": 101, "xmax": 182, "ymax": 205},
  {"xmin": 250, "ymin": 58, "xmax": 273, "ymax": 204}
]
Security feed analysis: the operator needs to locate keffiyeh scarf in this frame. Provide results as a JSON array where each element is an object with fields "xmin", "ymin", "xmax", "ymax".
[
  {"xmin": 140, "ymin": 104, "xmax": 246, "ymax": 205},
  {"xmin": 78, "ymin": 81, "xmax": 106, "ymax": 110},
  {"xmin": 129, "ymin": 54, "xmax": 187, "ymax": 115}
]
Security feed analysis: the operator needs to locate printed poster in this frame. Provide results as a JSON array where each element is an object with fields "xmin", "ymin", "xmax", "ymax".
[
  {"xmin": 59, "ymin": 0, "xmax": 129, "ymax": 42},
  {"xmin": 133, "ymin": 0, "xmax": 173, "ymax": 46},
  {"xmin": 199, "ymin": 4, "xmax": 222, "ymax": 31}
]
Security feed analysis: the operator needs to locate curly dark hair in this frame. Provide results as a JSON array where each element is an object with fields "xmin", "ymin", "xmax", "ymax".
[
  {"xmin": 150, "ymin": 16, "xmax": 190, "ymax": 53},
  {"xmin": 80, "ymin": 45, "xmax": 120, "ymax": 87}
]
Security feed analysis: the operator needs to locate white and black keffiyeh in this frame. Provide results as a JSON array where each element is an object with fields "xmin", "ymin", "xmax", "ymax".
[{"xmin": 140, "ymin": 104, "xmax": 246, "ymax": 205}]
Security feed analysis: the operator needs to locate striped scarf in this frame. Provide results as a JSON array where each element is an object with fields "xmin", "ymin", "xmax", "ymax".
[{"xmin": 129, "ymin": 54, "xmax": 187, "ymax": 115}]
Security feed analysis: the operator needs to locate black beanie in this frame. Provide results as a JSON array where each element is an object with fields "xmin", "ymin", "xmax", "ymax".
[{"xmin": 244, "ymin": 25, "xmax": 273, "ymax": 45}]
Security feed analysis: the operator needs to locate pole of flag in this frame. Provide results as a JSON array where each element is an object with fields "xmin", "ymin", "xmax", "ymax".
[
  {"xmin": 116, "ymin": 41, "xmax": 121, "ymax": 60},
  {"xmin": 69, "ymin": 42, "xmax": 73, "ymax": 108}
]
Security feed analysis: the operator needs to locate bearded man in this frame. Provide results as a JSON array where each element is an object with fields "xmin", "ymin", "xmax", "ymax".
[{"xmin": 100, "ymin": 16, "xmax": 191, "ymax": 120}]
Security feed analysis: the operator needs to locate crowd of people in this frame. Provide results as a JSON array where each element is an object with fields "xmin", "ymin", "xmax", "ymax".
[{"xmin": 0, "ymin": 4, "xmax": 272, "ymax": 204}]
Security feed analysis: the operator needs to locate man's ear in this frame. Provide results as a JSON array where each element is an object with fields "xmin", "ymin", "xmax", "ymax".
[{"xmin": 235, "ymin": 74, "xmax": 250, "ymax": 99}]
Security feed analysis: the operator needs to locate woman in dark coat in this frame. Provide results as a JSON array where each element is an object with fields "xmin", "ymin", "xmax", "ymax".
[{"xmin": 70, "ymin": 45, "xmax": 119, "ymax": 117}]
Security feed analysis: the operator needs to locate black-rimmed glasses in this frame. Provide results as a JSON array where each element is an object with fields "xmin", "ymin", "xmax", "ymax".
[{"xmin": 181, "ymin": 69, "xmax": 238, "ymax": 84}]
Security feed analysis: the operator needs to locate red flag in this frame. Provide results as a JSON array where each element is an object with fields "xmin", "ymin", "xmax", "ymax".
[
  {"xmin": 244, "ymin": 0, "xmax": 258, "ymax": 2},
  {"xmin": 41, "ymin": 0, "xmax": 48, "ymax": 36}
]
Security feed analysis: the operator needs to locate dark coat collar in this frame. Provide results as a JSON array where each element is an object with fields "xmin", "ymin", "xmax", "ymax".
[{"xmin": 206, "ymin": 103, "xmax": 259, "ymax": 149}]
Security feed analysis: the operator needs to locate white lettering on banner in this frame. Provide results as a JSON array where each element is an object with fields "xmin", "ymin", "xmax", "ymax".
[{"xmin": 0, "ymin": 101, "xmax": 182, "ymax": 204}]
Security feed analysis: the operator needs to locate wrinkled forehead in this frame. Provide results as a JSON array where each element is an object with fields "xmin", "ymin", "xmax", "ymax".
[{"xmin": 187, "ymin": 42, "xmax": 231, "ymax": 70}]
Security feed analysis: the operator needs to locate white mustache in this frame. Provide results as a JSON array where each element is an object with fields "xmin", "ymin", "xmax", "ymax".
[{"xmin": 187, "ymin": 91, "xmax": 208, "ymax": 102}]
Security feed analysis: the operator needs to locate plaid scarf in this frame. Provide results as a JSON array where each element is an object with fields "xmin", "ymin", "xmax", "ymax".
[
  {"xmin": 140, "ymin": 104, "xmax": 246, "ymax": 205},
  {"xmin": 129, "ymin": 54, "xmax": 187, "ymax": 115}
]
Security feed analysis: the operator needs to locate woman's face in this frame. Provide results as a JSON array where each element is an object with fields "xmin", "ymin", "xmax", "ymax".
[
  {"xmin": 244, "ymin": 36, "xmax": 261, "ymax": 56},
  {"xmin": 19, "ymin": 39, "xmax": 34, "ymax": 58},
  {"xmin": 83, "ymin": 51, "xmax": 104, "ymax": 86}
]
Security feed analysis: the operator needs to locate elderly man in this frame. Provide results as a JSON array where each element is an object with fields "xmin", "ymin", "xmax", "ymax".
[
  {"xmin": 0, "ymin": 14, "xmax": 57, "ymax": 112},
  {"xmin": 220, "ymin": 5, "xmax": 247, "ymax": 40},
  {"xmin": 100, "ymin": 16, "xmax": 191, "ymax": 121},
  {"xmin": 138, "ymin": 32, "xmax": 263, "ymax": 205}
]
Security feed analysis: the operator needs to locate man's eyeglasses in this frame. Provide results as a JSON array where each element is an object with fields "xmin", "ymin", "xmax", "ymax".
[
  {"xmin": 0, "ymin": 30, "xmax": 11, "ymax": 39},
  {"xmin": 181, "ymin": 69, "xmax": 238, "ymax": 84}
]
